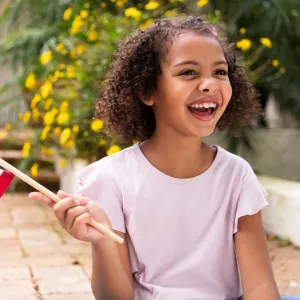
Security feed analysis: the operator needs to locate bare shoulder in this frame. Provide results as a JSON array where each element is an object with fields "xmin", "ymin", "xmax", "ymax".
[{"xmin": 234, "ymin": 212, "xmax": 280, "ymax": 299}]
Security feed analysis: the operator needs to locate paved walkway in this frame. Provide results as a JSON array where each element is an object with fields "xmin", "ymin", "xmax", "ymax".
[{"xmin": 1, "ymin": 193, "xmax": 300, "ymax": 299}]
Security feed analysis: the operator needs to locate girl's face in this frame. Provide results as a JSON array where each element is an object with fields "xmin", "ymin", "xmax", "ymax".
[{"xmin": 145, "ymin": 32, "xmax": 232, "ymax": 138}]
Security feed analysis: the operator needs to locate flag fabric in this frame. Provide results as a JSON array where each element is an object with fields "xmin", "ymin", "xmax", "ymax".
[{"xmin": 0, "ymin": 169, "xmax": 15, "ymax": 198}]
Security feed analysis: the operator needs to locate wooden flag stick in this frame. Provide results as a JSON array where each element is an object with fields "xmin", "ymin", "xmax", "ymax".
[{"xmin": 0, "ymin": 158, "xmax": 124, "ymax": 244}]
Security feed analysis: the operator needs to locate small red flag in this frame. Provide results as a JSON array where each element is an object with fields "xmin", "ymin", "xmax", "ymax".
[{"xmin": 0, "ymin": 169, "xmax": 15, "ymax": 198}]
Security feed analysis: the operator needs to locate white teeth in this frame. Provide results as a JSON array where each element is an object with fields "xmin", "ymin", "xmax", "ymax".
[{"xmin": 188, "ymin": 102, "xmax": 217, "ymax": 108}]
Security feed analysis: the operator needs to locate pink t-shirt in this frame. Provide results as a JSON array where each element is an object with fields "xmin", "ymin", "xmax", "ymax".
[{"xmin": 76, "ymin": 143, "xmax": 268, "ymax": 300}]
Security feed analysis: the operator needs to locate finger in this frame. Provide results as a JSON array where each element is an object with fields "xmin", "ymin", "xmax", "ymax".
[
  {"xmin": 65, "ymin": 205, "xmax": 90, "ymax": 231},
  {"xmin": 57, "ymin": 190, "xmax": 72, "ymax": 199},
  {"xmin": 74, "ymin": 196, "xmax": 89, "ymax": 206},
  {"xmin": 86, "ymin": 201, "xmax": 105, "ymax": 218},
  {"xmin": 71, "ymin": 212, "xmax": 93, "ymax": 239},
  {"xmin": 58, "ymin": 190, "xmax": 89, "ymax": 206},
  {"xmin": 28, "ymin": 192, "xmax": 56, "ymax": 208},
  {"xmin": 53, "ymin": 197, "xmax": 79, "ymax": 225}
]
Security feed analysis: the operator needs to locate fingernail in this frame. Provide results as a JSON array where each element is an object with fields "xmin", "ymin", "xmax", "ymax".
[{"xmin": 74, "ymin": 199, "xmax": 80, "ymax": 206}]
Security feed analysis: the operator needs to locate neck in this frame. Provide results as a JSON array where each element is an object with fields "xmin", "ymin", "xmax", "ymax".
[{"xmin": 140, "ymin": 127, "xmax": 213, "ymax": 179}]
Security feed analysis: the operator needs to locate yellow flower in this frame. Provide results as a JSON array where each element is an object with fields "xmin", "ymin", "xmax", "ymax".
[
  {"xmin": 21, "ymin": 111, "xmax": 31, "ymax": 123},
  {"xmin": 0, "ymin": 129, "xmax": 7, "ymax": 140},
  {"xmin": 30, "ymin": 163, "xmax": 39, "ymax": 178},
  {"xmin": 51, "ymin": 70, "xmax": 64, "ymax": 82},
  {"xmin": 51, "ymin": 107, "xmax": 58, "ymax": 116},
  {"xmin": 164, "ymin": 10, "xmax": 176, "ymax": 17},
  {"xmin": 40, "ymin": 51, "xmax": 53, "ymax": 65},
  {"xmin": 22, "ymin": 141, "xmax": 31, "ymax": 158},
  {"xmin": 260, "ymin": 37, "xmax": 272, "ymax": 48},
  {"xmin": 91, "ymin": 119, "xmax": 104, "ymax": 132},
  {"xmin": 70, "ymin": 16, "xmax": 85, "ymax": 35},
  {"xmin": 197, "ymin": 0, "xmax": 208, "ymax": 7},
  {"xmin": 56, "ymin": 43, "xmax": 65, "ymax": 53},
  {"xmin": 54, "ymin": 127, "xmax": 61, "ymax": 136},
  {"xmin": 80, "ymin": 10, "xmax": 89, "ymax": 19},
  {"xmin": 30, "ymin": 93, "xmax": 42, "ymax": 109},
  {"xmin": 65, "ymin": 139, "xmax": 75, "ymax": 148},
  {"xmin": 72, "ymin": 125, "xmax": 79, "ymax": 133},
  {"xmin": 59, "ymin": 101, "xmax": 69, "ymax": 112},
  {"xmin": 32, "ymin": 108, "xmax": 40, "ymax": 122},
  {"xmin": 40, "ymin": 126, "xmax": 51, "ymax": 141},
  {"xmin": 41, "ymin": 146, "xmax": 53, "ymax": 156},
  {"xmin": 44, "ymin": 98, "xmax": 54, "ymax": 110},
  {"xmin": 272, "ymin": 59, "xmax": 279, "ymax": 68},
  {"xmin": 140, "ymin": 19, "xmax": 153, "ymax": 30},
  {"xmin": 236, "ymin": 39, "xmax": 252, "ymax": 51},
  {"xmin": 57, "ymin": 112, "xmax": 70, "ymax": 125},
  {"xmin": 43, "ymin": 111, "xmax": 56, "ymax": 126},
  {"xmin": 101, "ymin": 3, "xmax": 107, "ymax": 8},
  {"xmin": 5, "ymin": 123, "xmax": 13, "ymax": 131},
  {"xmin": 70, "ymin": 49, "xmax": 77, "ymax": 58},
  {"xmin": 107, "ymin": 145, "xmax": 121, "ymax": 156},
  {"xmin": 60, "ymin": 128, "xmax": 72, "ymax": 145},
  {"xmin": 59, "ymin": 159, "xmax": 67, "ymax": 168},
  {"xmin": 124, "ymin": 7, "xmax": 142, "ymax": 20},
  {"xmin": 76, "ymin": 44, "xmax": 86, "ymax": 55},
  {"xmin": 59, "ymin": 63, "xmax": 66, "ymax": 69},
  {"xmin": 239, "ymin": 27, "xmax": 246, "ymax": 34},
  {"xmin": 40, "ymin": 81, "xmax": 53, "ymax": 98},
  {"xmin": 145, "ymin": 1, "xmax": 160, "ymax": 10},
  {"xmin": 66, "ymin": 65, "xmax": 76, "ymax": 78},
  {"xmin": 63, "ymin": 8, "xmax": 73, "ymax": 21},
  {"xmin": 25, "ymin": 73, "xmax": 37, "ymax": 91},
  {"xmin": 116, "ymin": 0, "xmax": 128, "ymax": 7},
  {"xmin": 87, "ymin": 28, "xmax": 98, "ymax": 41},
  {"xmin": 99, "ymin": 139, "xmax": 107, "ymax": 146}
]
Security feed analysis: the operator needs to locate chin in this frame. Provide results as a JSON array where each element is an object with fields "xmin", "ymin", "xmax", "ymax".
[{"xmin": 194, "ymin": 125, "xmax": 216, "ymax": 138}]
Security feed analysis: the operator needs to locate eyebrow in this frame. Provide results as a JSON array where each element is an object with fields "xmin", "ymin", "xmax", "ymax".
[{"xmin": 174, "ymin": 60, "xmax": 228, "ymax": 67}]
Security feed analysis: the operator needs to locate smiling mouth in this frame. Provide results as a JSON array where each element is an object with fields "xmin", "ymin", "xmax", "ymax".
[{"xmin": 187, "ymin": 104, "xmax": 218, "ymax": 116}]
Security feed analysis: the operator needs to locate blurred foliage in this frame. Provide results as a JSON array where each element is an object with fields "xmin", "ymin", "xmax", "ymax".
[{"xmin": 0, "ymin": 0, "xmax": 299, "ymax": 177}]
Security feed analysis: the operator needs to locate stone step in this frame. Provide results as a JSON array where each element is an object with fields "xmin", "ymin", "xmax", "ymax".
[
  {"xmin": 14, "ymin": 170, "xmax": 60, "ymax": 192},
  {"xmin": 0, "ymin": 149, "xmax": 55, "ymax": 162}
]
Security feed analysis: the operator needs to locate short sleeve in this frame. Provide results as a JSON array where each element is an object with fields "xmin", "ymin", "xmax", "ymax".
[
  {"xmin": 75, "ymin": 162, "xmax": 126, "ymax": 233},
  {"xmin": 233, "ymin": 168, "xmax": 269, "ymax": 234}
]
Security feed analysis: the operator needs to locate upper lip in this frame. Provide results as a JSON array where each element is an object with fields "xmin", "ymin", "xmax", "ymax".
[{"xmin": 187, "ymin": 97, "xmax": 220, "ymax": 107}]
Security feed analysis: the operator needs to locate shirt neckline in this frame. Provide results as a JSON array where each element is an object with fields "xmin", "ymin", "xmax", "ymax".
[{"xmin": 134, "ymin": 142, "xmax": 223, "ymax": 184}]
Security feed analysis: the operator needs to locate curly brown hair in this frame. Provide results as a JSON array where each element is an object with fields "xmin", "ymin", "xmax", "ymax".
[{"xmin": 95, "ymin": 15, "xmax": 263, "ymax": 143}]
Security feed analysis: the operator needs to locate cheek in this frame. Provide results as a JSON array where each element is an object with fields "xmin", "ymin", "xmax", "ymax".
[{"xmin": 220, "ymin": 80, "xmax": 232, "ymax": 104}]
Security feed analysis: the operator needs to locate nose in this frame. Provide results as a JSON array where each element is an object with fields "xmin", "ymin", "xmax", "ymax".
[{"xmin": 198, "ymin": 78, "xmax": 218, "ymax": 93}]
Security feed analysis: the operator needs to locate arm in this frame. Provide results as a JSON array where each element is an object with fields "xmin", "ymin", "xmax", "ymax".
[
  {"xmin": 91, "ymin": 230, "xmax": 133, "ymax": 300},
  {"xmin": 234, "ymin": 211, "xmax": 280, "ymax": 300}
]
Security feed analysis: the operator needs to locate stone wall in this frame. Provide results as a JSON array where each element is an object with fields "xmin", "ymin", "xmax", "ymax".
[{"xmin": 204, "ymin": 129, "xmax": 300, "ymax": 182}]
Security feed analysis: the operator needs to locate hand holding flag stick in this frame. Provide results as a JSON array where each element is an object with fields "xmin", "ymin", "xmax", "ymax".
[{"xmin": 0, "ymin": 158, "xmax": 124, "ymax": 244}]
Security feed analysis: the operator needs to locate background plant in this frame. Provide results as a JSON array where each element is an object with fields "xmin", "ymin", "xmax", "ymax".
[{"xmin": 0, "ymin": 0, "xmax": 298, "ymax": 177}]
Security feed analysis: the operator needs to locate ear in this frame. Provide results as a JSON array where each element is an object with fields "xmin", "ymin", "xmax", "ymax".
[{"xmin": 140, "ymin": 95, "xmax": 154, "ymax": 107}]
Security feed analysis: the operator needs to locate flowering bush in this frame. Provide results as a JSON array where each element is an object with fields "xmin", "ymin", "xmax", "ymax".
[{"xmin": 0, "ymin": 0, "xmax": 285, "ymax": 177}]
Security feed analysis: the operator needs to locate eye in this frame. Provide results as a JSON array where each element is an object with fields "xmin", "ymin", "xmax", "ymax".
[
  {"xmin": 215, "ymin": 69, "xmax": 228, "ymax": 76},
  {"xmin": 179, "ymin": 69, "xmax": 198, "ymax": 76}
]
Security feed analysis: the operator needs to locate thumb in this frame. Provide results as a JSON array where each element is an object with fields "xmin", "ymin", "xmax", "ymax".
[{"xmin": 57, "ymin": 190, "xmax": 71, "ymax": 199}]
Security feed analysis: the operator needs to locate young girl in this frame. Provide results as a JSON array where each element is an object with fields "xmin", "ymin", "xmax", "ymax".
[{"xmin": 29, "ymin": 15, "xmax": 281, "ymax": 300}]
